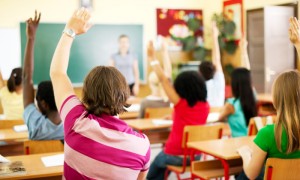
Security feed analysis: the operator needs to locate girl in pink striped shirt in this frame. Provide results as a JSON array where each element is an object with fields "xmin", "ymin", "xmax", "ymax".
[{"xmin": 50, "ymin": 8, "xmax": 150, "ymax": 180}]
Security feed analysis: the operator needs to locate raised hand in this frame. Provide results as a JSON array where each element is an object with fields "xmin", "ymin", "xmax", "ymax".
[
  {"xmin": 289, "ymin": 17, "xmax": 300, "ymax": 46},
  {"xmin": 239, "ymin": 37, "xmax": 248, "ymax": 50},
  {"xmin": 212, "ymin": 21, "xmax": 219, "ymax": 39},
  {"xmin": 66, "ymin": 8, "xmax": 92, "ymax": 35},
  {"xmin": 147, "ymin": 41, "xmax": 156, "ymax": 61},
  {"xmin": 26, "ymin": 10, "xmax": 41, "ymax": 39}
]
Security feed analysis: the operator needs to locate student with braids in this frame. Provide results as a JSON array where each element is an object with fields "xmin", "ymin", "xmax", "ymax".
[{"xmin": 22, "ymin": 11, "xmax": 63, "ymax": 140}]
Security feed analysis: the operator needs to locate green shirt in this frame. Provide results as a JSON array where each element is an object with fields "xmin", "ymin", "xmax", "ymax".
[
  {"xmin": 254, "ymin": 124, "xmax": 300, "ymax": 158},
  {"xmin": 227, "ymin": 98, "xmax": 248, "ymax": 137}
]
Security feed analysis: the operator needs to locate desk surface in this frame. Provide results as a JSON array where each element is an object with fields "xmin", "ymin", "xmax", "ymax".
[
  {"xmin": 1, "ymin": 152, "xmax": 63, "ymax": 180},
  {"xmin": 125, "ymin": 119, "xmax": 172, "ymax": 131},
  {"xmin": 187, "ymin": 136, "xmax": 255, "ymax": 160},
  {"xmin": 0, "ymin": 129, "xmax": 28, "ymax": 141}
]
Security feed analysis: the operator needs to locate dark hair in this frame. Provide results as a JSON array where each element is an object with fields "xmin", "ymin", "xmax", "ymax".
[
  {"xmin": 36, "ymin": 81, "xmax": 57, "ymax": 111},
  {"xmin": 82, "ymin": 66, "xmax": 130, "ymax": 116},
  {"xmin": 119, "ymin": 34, "xmax": 129, "ymax": 40},
  {"xmin": 231, "ymin": 68, "xmax": 257, "ymax": 125},
  {"xmin": 174, "ymin": 71, "xmax": 207, "ymax": 107},
  {"xmin": 7, "ymin": 68, "xmax": 22, "ymax": 92},
  {"xmin": 199, "ymin": 61, "xmax": 216, "ymax": 81}
]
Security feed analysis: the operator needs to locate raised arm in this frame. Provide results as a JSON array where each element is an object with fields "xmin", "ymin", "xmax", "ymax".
[
  {"xmin": 161, "ymin": 40, "xmax": 172, "ymax": 78},
  {"xmin": 22, "ymin": 11, "xmax": 40, "ymax": 108},
  {"xmin": 148, "ymin": 41, "xmax": 180, "ymax": 105},
  {"xmin": 239, "ymin": 37, "xmax": 251, "ymax": 70},
  {"xmin": 212, "ymin": 21, "xmax": 223, "ymax": 72},
  {"xmin": 289, "ymin": 17, "xmax": 300, "ymax": 62},
  {"xmin": 50, "ymin": 8, "xmax": 92, "ymax": 111},
  {"xmin": 0, "ymin": 69, "xmax": 5, "ymax": 89}
]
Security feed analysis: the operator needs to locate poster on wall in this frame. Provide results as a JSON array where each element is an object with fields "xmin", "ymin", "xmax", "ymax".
[
  {"xmin": 156, "ymin": 8, "xmax": 203, "ymax": 50},
  {"xmin": 223, "ymin": 0, "xmax": 243, "ymax": 39}
]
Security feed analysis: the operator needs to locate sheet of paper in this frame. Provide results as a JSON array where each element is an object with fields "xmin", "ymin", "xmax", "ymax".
[
  {"xmin": 13, "ymin": 125, "xmax": 28, "ymax": 132},
  {"xmin": 254, "ymin": 117, "xmax": 264, "ymax": 130},
  {"xmin": 41, "ymin": 154, "xmax": 64, "ymax": 167},
  {"xmin": 207, "ymin": 112, "xmax": 220, "ymax": 123},
  {"xmin": 152, "ymin": 119, "xmax": 173, "ymax": 126},
  {"xmin": 0, "ymin": 155, "xmax": 10, "ymax": 163}
]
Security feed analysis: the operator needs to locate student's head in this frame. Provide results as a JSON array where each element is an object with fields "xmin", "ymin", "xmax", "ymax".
[
  {"xmin": 174, "ymin": 71, "xmax": 207, "ymax": 107},
  {"xmin": 82, "ymin": 66, "xmax": 130, "ymax": 116},
  {"xmin": 231, "ymin": 68, "xmax": 257, "ymax": 124},
  {"xmin": 118, "ymin": 34, "xmax": 130, "ymax": 53},
  {"xmin": 7, "ymin": 67, "xmax": 22, "ymax": 93},
  {"xmin": 199, "ymin": 61, "xmax": 216, "ymax": 81},
  {"xmin": 36, "ymin": 81, "xmax": 57, "ymax": 115},
  {"xmin": 272, "ymin": 70, "xmax": 300, "ymax": 153}
]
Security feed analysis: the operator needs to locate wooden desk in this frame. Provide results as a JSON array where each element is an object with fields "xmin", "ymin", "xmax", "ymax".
[
  {"xmin": 119, "ymin": 111, "xmax": 139, "ymax": 120},
  {"xmin": 188, "ymin": 136, "xmax": 255, "ymax": 180},
  {"xmin": 0, "ymin": 129, "xmax": 28, "ymax": 141},
  {"xmin": 126, "ymin": 119, "xmax": 171, "ymax": 144},
  {"xmin": 1, "ymin": 153, "xmax": 63, "ymax": 180},
  {"xmin": 126, "ymin": 119, "xmax": 172, "ymax": 131}
]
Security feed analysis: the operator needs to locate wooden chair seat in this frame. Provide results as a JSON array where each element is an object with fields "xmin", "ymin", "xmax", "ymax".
[
  {"xmin": 192, "ymin": 159, "xmax": 243, "ymax": 180},
  {"xmin": 166, "ymin": 165, "xmax": 190, "ymax": 173}
]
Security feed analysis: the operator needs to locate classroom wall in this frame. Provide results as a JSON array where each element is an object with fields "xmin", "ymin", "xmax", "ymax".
[{"xmin": 0, "ymin": 0, "xmax": 222, "ymax": 71}]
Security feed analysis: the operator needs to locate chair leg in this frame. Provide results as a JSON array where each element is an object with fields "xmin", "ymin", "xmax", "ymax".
[{"xmin": 164, "ymin": 169, "xmax": 169, "ymax": 180}]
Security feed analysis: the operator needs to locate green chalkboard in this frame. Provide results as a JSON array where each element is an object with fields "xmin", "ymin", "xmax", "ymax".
[{"xmin": 20, "ymin": 23, "xmax": 144, "ymax": 85}]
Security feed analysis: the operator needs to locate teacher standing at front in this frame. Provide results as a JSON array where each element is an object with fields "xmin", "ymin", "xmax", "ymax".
[{"xmin": 110, "ymin": 35, "xmax": 140, "ymax": 96}]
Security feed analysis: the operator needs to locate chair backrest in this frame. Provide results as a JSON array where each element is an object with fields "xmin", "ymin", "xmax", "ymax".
[
  {"xmin": 182, "ymin": 123, "xmax": 224, "ymax": 148},
  {"xmin": 145, "ymin": 107, "xmax": 173, "ymax": 118},
  {"xmin": 0, "ymin": 120, "xmax": 24, "ymax": 129},
  {"xmin": 23, "ymin": 140, "xmax": 64, "ymax": 155},
  {"xmin": 248, "ymin": 116, "xmax": 276, "ymax": 136},
  {"xmin": 264, "ymin": 158, "xmax": 300, "ymax": 180}
]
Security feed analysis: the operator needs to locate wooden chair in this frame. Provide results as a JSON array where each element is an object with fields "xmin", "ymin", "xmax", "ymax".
[
  {"xmin": 165, "ymin": 123, "xmax": 224, "ymax": 180},
  {"xmin": 264, "ymin": 158, "xmax": 300, "ymax": 180},
  {"xmin": 23, "ymin": 140, "xmax": 64, "ymax": 155},
  {"xmin": 248, "ymin": 116, "xmax": 276, "ymax": 136},
  {"xmin": 0, "ymin": 120, "xmax": 24, "ymax": 129},
  {"xmin": 145, "ymin": 107, "xmax": 173, "ymax": 119},
  {"xmin": 191, "ymin": 159, "xmax": 243, "ymax": 180}
]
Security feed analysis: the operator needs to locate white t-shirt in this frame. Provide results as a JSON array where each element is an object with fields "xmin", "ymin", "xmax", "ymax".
[{"xmin": 206, "ymin": 71, "xmax": 225, "ymax": 107}]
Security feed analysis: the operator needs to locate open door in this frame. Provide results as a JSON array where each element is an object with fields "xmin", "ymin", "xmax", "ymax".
[{"xmin": 264, "ymin": 6, "xmax": 294, "ymax": 93}]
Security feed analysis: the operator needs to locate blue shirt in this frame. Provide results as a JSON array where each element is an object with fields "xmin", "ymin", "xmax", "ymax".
[
  {"xmin": 227, "ymin": 98, "xmax": 248, "ymax": 137},
  {"xmin": 23, "ymin": 104, "xmax": 64, "ymax": 140}
]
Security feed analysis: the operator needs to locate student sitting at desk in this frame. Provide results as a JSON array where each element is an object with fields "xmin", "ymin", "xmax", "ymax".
[
  {"xmin": 217, "ymin": 38, "xmax": 257, "ymax": 137},
  {"xmin": 139, "ymin": 41, "xmax": 171, "ymax": 118},
  {"xmin": 50, "ymin": 8, "xmax": 150, "ymax": 179},
  {"xmin": 0, "ymin": 68, "xmax": 23, "ymax": 120},
  {"xmin": 237, "ymin": 17, "xmax": 300, "ymax": 180},
  {"xmin": 198, "ymin": 22, "xmax": 225, "ymax": 108},
  {"xmin": 23, "ymin": 11, "xmax": 64, "ymax": 140},
  {"xmin": 147, "ymin": 41, "xmax": 209, "ymax": 180}
]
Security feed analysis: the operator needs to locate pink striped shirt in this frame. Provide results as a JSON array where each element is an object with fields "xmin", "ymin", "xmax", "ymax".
[{"xmin": 60, "ymin": 95, "xmax": 150, "ymax": 180}]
